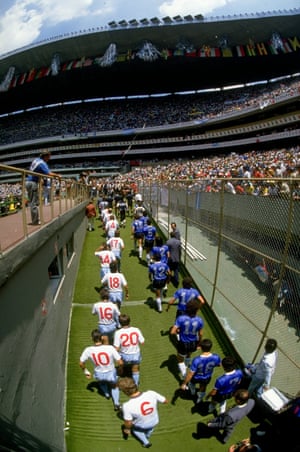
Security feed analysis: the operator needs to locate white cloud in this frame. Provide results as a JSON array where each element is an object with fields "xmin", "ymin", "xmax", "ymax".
[
  {"xmin": 0, "ymin": 0, "xmax": 114, "ymax": 55},
  {"xmin": 158, "ymin": 0, "xmax": 234, "ymax": 17}
]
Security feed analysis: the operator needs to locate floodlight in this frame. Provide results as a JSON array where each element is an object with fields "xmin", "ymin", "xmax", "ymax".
[{"xmin": 162, "ymin": 16, "xmax": 172, "ymax": 23}]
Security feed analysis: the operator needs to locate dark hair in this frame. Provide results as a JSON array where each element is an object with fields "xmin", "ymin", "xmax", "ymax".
[
  {"xmin": 100, "ymin": 288, "xmax": 110, "ymax": 300},
  {"xmin": 234, "ymin": 388, "xmax": 250, "ymax": 404},
  {"xmin": 91, "ymin": 329, "xmax": 102, "ymax": 343},
  {"xmin": 200, "ymin": 338, "xmax": 213, "ymax": 352},
  {"xmin": 109, "ymin": 261, "xmax": 118, "ymax": 272},
  {"xmin": 222, "ymin": 356, "xmax": 237, "ymax": 372},
  {"xmin": 155, "ymin": 236, "xmax": 163, "ymax": 246},
  {"xmin": 185, "ymin": 298, "xmax": 201, "ymax": 317},
  {"xmin": 182, "ymin": 276, "xmax": 193, "ymax": 289},
  {"xmin": 119, "ymin": 314, "xmax": 130, "ymax": 327},
  {"xmin": 265, "ymin": 338, "xmax": 277, "ymax": 353}
]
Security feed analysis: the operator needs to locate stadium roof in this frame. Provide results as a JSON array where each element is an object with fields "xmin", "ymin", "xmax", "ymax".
[{"xmin": 0, "ymin": 10, "xmax": 299, "ymax": 115}]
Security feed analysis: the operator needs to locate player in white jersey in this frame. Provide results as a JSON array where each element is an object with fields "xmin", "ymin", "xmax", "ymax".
[
  {"xmin": 92, "ymin": 288, "xmax": 121, "ymax": 344},
  {"xmin": 101, "ymin": 261, "xmax": 129, "ymax": 309},
  {"xmin": 107, "ymin": 229, "xmax": 125, "ymax": 271},
  {"xmin": 95, "ymin": 243, "xmax": 116, "ymax": 279},
  {"xmin": 79, "ymin": 329, "xmax": 123, "ymax": 411},
  {"xmin": 105, "ymin": 214, "xmax": 119, "ymax": 239},
  {"xmin": 118, "ymin": 377, "xmax": 168, "ymax": 448},
  {"xmin": 114, "ymin": 314, "xmax": 145, "ymax": 386}
]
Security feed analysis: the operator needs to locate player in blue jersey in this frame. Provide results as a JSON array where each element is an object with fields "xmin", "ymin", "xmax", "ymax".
[
  {"xmin": 150, "ymin": 236, "xmax": 169, "ymax": 264},
  {"xmin": 181, "ymin": 338, "xmax": 221, "ymax": 403},
  {"xmin": 148, "ymin": 253, "xmax": 171, "ymax": 313},
  {"xmin": 166, "ymin": 276, "xmax": 205, "ymax": 316},
  {"xmin": 131, "ymin": 213, "xmax": 145, "ymax": 260},
  {"xmin": 143, "ymin": 218, "xmax": 157, "ymax": 264},
  {"xmin": 170, "ymin": 299, "xmax": 204, "ymax": 379},
  {"xmin": 206, "ymin": 356, "xmax": 244, "ymax": 414}
]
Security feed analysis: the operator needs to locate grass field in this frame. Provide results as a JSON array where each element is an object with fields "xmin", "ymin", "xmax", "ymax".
[{"xmin": 65, "ymin": 213, "xmax": 260, "ymax": 452}]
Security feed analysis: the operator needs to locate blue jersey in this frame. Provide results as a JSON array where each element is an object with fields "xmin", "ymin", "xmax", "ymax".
[
  {"xmin": 151, "ymin": 244, "xmax": 169, "ymax": 264},
  {"xmin": 175, "ymin": 314, "xmax": 204, "ymax": 343},
  {"xmin": 131, "ymin": 218, "xmax": 144, "ymax": 234},
  {"xmin": 173, "ymin": 287, "xmax": 201, "ymax": 312},
  {"xmin": 190, "ymin": 353, "xmax": 221, "ymax": 381},
  {"xmin": 214, "ymin": 369, "xmax": 243, "ymax": 395},
  {"xmin": 27, "ymin": 158, "xmax": 50, "ymax": 182},
  {"xmin": 149, "ymin": 261, "xmax": 170, "ymax": 282},
  {"xmin": 143, "ymin": 225, "xmax": 156, "ymax": 241}
]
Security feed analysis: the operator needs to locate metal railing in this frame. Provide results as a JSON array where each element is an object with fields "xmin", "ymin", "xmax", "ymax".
[
  {"xmin": 0, "ymin": 164, "xmax": 89, "ymax": 253},
  {"xmin": 140, "ymin": 176, "xmax": 300, "ymax": 397}
]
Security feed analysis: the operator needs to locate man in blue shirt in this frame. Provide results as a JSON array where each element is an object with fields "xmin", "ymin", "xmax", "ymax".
[{"xmin": 26, "ymin": 150, "xmax": 59, "ymax": 225}]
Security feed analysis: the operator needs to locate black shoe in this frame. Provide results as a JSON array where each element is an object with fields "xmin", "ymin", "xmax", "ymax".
[
  {"xmin": 192, "ymin": 433, "xmax": 200, "ymax": 440},
  {"xmin": 121, "ymin": 425, "xmax": 129, "ymax": 440},
  {"xmin": 142, "ymin": 443, "xmax": 152, "ymax": 448},
  {"xmin": 114, "ymin": 404, "xmax": 121, "ymax": 411}
]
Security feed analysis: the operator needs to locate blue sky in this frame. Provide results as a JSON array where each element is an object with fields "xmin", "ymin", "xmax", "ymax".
[{"xmin": 0, "ymin": 0, "xmax": 299, "ymax": 56}]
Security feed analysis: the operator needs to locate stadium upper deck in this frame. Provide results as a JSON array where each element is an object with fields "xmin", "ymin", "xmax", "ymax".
[{"xmin": 0, "ymin": 10, "xmax": 299, "ymax": 115}]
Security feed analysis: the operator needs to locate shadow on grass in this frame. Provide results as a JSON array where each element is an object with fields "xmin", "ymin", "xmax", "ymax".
[
  {"xmin": 86, "ymin": 381, "xmax": 110, "ymax": 400},
  {"xmin": 192, "ymin": 422, "xmax": 222, "ymax": 442},
  {"xmin": 160, "ymin": 354, "xmax": 182, "ymax": 384},
  {"xmin": 144, "ymin": 296, "xmax": 157, "ymax": 310}
]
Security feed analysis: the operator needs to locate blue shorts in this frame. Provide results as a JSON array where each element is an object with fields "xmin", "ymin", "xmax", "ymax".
[
  {"xmin": 94, "ymin": 368, "xmax": 118, "ymax": 383},
  {"xmin": 121, "ymin": 352, "xmax": 141, "ymax": 365},
  {"xmin": 98, "ymin": 323, "xmax": 118, "ymax": 335}
]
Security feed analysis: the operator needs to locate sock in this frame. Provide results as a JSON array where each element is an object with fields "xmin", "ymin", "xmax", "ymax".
[
  {"xmin": 178, "ymin": 362, "xmax": 187, "ymax": 378},
  {"xmin": 219, "ymin": 400, "xmax": 227, "ymax": 414},
  {"xmin": 132, "ymin": 371, "xmax": 140, "ymax": 386},
  {"xmin": 139, "ymin": 245, "xmax": 143, "ymax": 258},
  {"xmin": 184, "ymin": 357, "xmax": 192, "ymax": 368},
  {"xmin": 156, "ymin": 298, "xmax": 162, "ymax": 312},
  {"xmin": 196, "ymin": 391, "xmax": 206, "ymax": 403},
  {"xmin": 111, "ymin": 386, "xmax": 120, "ymax": 406},
  {"xmin": 188, "ymin": 382, "xmax": 196, "ymax": 395}
]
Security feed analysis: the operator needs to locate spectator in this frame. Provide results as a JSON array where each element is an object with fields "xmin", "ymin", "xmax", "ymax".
[
  {"xmin": 25, "ymin": 150, "xmax": 60, "ymax": 225},
  {"xmin": 207, "ymin": 389, "xmax": 255, "ymax": 444},
  {"xmin": 85, "ymin": 200, "xmax": 96, "ymax": 231},
  {"xmin": 246, "ymin": 338, "xmax": 278, "ymax": 397},
  {"xmin": 166, "ymin": 231, "xmax": 182, "ymax": 288}
]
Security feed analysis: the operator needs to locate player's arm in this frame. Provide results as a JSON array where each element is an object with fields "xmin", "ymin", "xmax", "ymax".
[
  {"xmin": 166, "ymin": 296, "xmax": 176, "ymax": 311},
  {"xmin": 181, "ymin": 369, "xmax": 195, "ymax": 390},
  {"xmin": 79, "ymin": 360, "xmax": 92, "ymax": 379},
  {"xmin": 170, "ymin": 324, "xmax": 179, "ymax": 336}
]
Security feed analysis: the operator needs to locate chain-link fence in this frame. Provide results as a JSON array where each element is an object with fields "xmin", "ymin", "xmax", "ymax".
[{"xmin": 139, "ymin": 177, "xmax": 300, "ymax": 397}]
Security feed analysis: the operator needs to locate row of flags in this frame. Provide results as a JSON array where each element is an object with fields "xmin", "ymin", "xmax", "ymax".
[{"xmin": 1, "ymin": 35, "xmax": 299, "ymax": 92}]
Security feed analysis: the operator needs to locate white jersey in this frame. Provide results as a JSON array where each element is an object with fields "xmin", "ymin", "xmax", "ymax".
[
  {"xmin": 122, "ymin": 390, "xmax": 166, "ymax": 429},
  {"xmin": 80, "ymin": 344, "xmax": 121, "ymax": 373},
  {"xmin": 92, "ymin": 301, "xmax": 120, "ymax": 325},
  {"xmin": 101, "ymin": 272, "xmax": 127, "ymax": 293},
  {"xmin": 114, "ymin": 326, "xmax": 145, "ymax": 355},
  {"xmin": 95, "ymin": 250, "xmax": 116, "ymax": 269},
  {"xmin": 106, "ymin": 218, "xmax": 119, "ymax": 237},
  {"xmin": 107, "ymin": 237, "xmax": 125, "ymax": 259}
]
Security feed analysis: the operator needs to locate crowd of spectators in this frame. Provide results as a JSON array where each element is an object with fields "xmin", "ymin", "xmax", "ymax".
[
  {"xmin": 0, "ymin": 76, "xmax": 299, "ymax": 146},
  {"xmin": 0, "ymin": 146, "xmax": 299, "ymax": 203}
]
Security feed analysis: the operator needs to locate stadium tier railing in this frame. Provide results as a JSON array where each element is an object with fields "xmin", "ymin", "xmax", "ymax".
[{"xmin": 0, "ymin": 164, "xmax": 89, "ymax": 253}]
